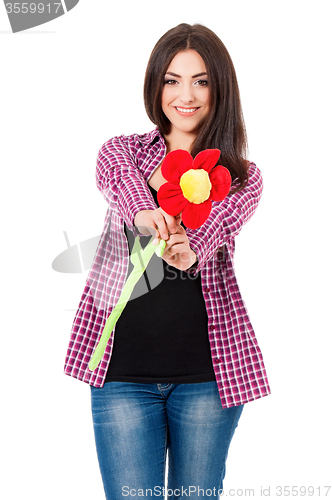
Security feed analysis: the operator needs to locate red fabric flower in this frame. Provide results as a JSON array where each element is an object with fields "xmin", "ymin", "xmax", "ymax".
[{"xmin": 157, "ymin": 149, "xmax": 232, "ymax": 229}]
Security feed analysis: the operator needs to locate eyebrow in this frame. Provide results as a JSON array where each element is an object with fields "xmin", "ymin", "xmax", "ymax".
[{"xmin": 165, "ymin": 72, "xmax": 208, "ymax": 78}]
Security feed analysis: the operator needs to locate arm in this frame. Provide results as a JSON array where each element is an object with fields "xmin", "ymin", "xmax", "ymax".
[
  {"xmin": 187, "ymin": 162, "xmax": 263, "ymax": 273},
  {"xmin": 96, "ymin": 135, "xmax": 157, "ymax": 228}
]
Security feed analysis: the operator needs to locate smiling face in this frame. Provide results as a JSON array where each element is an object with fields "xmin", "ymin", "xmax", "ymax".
[{"xmin": 161, "ymin": 49, "xmax": 210, "ymax": 144}]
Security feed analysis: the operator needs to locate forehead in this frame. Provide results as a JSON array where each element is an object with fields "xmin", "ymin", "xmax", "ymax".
[{"xmin": 166, "ymin": 49, "xmax": 207, "ymax": 75}]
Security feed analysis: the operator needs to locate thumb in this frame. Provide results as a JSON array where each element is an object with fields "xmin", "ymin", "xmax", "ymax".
[{"xmin": 175, "ymin": 212, "xmax": 182, "ymax": 225}]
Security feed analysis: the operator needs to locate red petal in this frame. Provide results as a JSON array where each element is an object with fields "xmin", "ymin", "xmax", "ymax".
[
  {"xmin": 157, "ymin": 183, "xmax": 188, "ymax": 215},
  {"xmin": 182, "ymin": 199, "xmax": 212, "ymax": 229},
  {"xmin": 161, "ymin": 150, "xmax": 193, "ymax": 183},
  {"xmin": 192, "ymin": 149, "xmax": 220, "ymax": 173},
  {"xmin": 209, "ymin": 165, "xmax": 232, "ymax": 201}
]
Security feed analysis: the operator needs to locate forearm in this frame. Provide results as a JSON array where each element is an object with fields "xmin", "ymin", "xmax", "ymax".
[
  {"xmin": 185, "ymin": 162, "xmax": 263, "ymax": 273},
  {"xmin": 96, "ymin": 136, "xmax": 157, "ymax": 228}
]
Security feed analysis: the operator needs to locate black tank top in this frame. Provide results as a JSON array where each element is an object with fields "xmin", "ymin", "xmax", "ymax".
[{"xmin": 104, "ymin": 184, "xmax": 216, "ymax": 384}]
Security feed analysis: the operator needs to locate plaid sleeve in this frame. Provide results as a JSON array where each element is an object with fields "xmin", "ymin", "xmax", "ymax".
[
  {"xmin": 96, "ymin": 135, "xmax": 157, "ymax": 228},
  {"xmin": 187, "ymin": 162, "xmax": 263, "ymax": 273}
]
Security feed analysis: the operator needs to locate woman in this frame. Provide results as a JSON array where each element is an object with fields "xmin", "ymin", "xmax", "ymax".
[{"xmin": 64, "ymin": 23, "xmax": 271, "ymax": 499}]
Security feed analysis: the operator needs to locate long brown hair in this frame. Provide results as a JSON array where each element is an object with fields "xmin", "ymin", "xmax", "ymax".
[{"xmin": 144, "ymin": 23, "xmax": 249, "ymax": 194}]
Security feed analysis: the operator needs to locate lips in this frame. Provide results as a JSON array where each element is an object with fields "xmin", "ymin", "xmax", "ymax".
[{"xmin": 174, "ymin": 106, "xmax": 200, "ymax": 116}]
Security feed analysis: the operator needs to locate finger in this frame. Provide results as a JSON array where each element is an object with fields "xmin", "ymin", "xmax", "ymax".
[
  {"xmin": 153, "ymin": 212, "xmax": 170, "ymax": 241},
  {"xmin": 175, "ymin": 215, "xmax": 182, "ymax": 226},
  {"xmin": 164, "ymin": 238, "xmax": 187, "ymax": 256},
  {"xmin": 146, "ymin": 224, "xmax": 159, "ymax": 238},
  {"xmin": 164, "ymin": 215, "xmax": 179, "ymax": 235},
  {"xmin": 167, "ymin": 224, "xmax": 185, "ymax": 237},
  {"xmin": 158, "ymin": 208, "xmax": 179, "ymax": 235}
]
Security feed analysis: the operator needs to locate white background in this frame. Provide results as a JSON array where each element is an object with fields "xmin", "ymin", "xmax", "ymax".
[{"xmin": 1, "ymin": 1, "xmax": 331, "ymax": 499}]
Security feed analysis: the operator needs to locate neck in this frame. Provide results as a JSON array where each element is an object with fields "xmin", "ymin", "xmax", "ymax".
[{"xmin": 163, "ymin": 129, "xmax": 197, "ymax": 154}]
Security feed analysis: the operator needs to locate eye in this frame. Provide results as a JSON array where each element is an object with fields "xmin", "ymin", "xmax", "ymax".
[
  {"xmin": 164, "ymin": 79, "xmax": 178, "ymax": 85},
  {"xmin": 194, "ymin": 80, "xmax": 208, "ymax": 86}
]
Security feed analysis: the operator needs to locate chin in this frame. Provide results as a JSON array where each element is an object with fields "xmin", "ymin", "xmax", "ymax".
[{"xmin": 176, "ymin": 122, "xmax": 203, "ymax": 135}]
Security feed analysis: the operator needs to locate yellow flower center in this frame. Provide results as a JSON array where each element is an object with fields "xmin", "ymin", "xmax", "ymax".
[{"xmin": 179, "ymin": 169, "xmax": 212, "ymax": 204}]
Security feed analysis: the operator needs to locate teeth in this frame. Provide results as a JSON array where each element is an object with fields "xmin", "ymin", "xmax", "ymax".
[{"xmin": 176, "ymin": 107, "xmax": 198, "ymax": 113}]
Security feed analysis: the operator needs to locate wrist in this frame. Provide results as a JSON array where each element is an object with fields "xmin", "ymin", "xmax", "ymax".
[
  {"xmin": 134, "ymin": 210, "xmax": 146, "ymax": 227},
  {"xmin": 134, "ymin": 210, "xmax": 153, "ymax": 235}
]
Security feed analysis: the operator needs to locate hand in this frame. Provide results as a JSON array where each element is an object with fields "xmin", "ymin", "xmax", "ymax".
[
  {"xmin": 134, "ymin": 207, "xmax": 181, "ymax": 240},
  {"xmin": 161, "ymin": 225, "xmax": 197, "ymax": 271}
]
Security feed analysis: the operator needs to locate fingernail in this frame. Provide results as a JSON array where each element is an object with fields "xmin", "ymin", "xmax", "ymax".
[
  {"xmin": 152, "ymin": 238, "xmax": 158, "ymax": 245},
  {"xmin": 171, "ymin": 228, "xmax": 176, "ymax": 234},
  {"xmin": 162, "ymin": 233, "xmax": 168, "ymax": 240}
]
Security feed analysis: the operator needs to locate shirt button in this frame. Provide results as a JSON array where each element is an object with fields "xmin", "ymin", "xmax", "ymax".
[
  {"xmin": 215, "ymin": 358, "xmax": 221, "ymax": 363},
  {"xmin": 205, "ymin": 287, "xmax": 210, "ymax": 293},
  {"xmin": 210, "ymin": 325, "xmax": 215, "ymax": 331}
]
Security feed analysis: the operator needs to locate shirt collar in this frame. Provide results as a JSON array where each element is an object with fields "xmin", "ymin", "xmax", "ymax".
[{"xmin": 138, "ymin": 127, "xmax": 165, "ymax": 149}]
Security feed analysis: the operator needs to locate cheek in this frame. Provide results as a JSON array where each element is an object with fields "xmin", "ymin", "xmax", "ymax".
[
  {"xmin": 202, "ymin": 90, "xmax": 210, "ymax": 115},
  {"xmin": 161, "ymin": 90, "xmax": 175, "ymax": 118},
  {"xmin": 161, "ymin": 90, "xmax": 168, "ymax": 113},
  {"xmin": 162, "ymin": 87, "xmax": 177, "ymax": 107},
  {"xmin": 202, "ymin": 89, "xmax": 210, "ymax": 107}
]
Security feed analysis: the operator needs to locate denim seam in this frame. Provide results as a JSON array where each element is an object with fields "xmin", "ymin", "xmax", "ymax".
[
  {"xmin": 157, "ymin": 383, "xmax": 172, "ymax": 395},
  {"xmin": 217, "ymin": 405, "xmax": 243, "ymax": 492},
  {"xmin": 163, "ymin": 420, "xmax": 168, "ymax": 493}
]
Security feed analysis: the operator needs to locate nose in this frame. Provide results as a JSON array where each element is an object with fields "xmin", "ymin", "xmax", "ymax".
[{"xmin": 179, "ymin": 83, "xmax": 195, "ymax": 104}]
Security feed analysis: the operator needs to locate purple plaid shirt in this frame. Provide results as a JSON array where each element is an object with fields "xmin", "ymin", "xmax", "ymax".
[{"xmin": 64, "ymin": 127, "xmax": 271, "ymax": 408}]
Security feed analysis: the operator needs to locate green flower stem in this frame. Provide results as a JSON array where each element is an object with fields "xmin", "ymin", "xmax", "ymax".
[{"xmin": 88, "ymin": 236, "xmax": 166, "ymax": 371}]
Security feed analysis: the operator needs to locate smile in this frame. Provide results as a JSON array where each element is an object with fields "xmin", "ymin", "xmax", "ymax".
[{"xmin": 174, "ymin": 107, "xmax": 200, "ymax": 116}]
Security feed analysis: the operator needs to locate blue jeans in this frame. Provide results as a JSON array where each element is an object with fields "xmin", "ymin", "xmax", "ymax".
[{"xmin": 90, "ymin": 381, "xmax": 244, "ymax": 499}]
